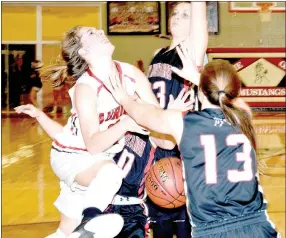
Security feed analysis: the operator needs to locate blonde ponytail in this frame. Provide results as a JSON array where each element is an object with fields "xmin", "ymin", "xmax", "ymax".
[{"xmin": 40, "ymin": 64, "xmax": 70, "ymax": 87}]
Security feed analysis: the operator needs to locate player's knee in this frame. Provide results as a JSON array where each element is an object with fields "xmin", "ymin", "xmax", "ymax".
[{"xmin": 98, "ymin": 163, "xmax": 123, "ymax": 191}]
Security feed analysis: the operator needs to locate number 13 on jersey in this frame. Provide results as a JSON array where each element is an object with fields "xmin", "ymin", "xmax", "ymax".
[{"xmin": 201, "ymin": 134, "xmax": 253, "ymax": 184}]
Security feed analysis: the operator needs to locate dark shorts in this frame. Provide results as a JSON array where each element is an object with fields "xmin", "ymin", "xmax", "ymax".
[
  {"xmin": 192, "ymin": 211, "xmax": 279, "ymax": 238},
  {"xmin": 147, "ymin": 197, "xmax": 189, "ymax": 222},
  {"xmin": 152, "ymin": 219, "xmax": 191, "ymax": 238},
  {"xmin": 106, "ymin": 204, "xmax": 149, "ymax": 238},
  {"xmin": 147, "ymin": 198, "xmax": 191, "ymax": 238}
]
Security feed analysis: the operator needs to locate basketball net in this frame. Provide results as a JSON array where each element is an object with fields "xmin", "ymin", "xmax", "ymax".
[{"xmin": 256, "ymin": 2, "xmax": 273, "ymax": 22}]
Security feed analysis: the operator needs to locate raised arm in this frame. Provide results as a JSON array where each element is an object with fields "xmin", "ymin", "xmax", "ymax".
[{"xmin": 190, "ymin": 2, "xmax": 208, "ymax": 66}]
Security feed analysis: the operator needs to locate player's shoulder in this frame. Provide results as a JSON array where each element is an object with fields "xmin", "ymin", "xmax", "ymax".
[
  {"xmin": 183, "ymin": 110, "xmax": 202, "ymax": 121},
  {"xmin": 182, "ymin": 110, "xmax": 210, "ymax": 129},
  {"xmin": 115, "ymin": 60, "xmax": 138, "ymax": 77},
  {"xmin": 115, "ymin": 60, "xmax": 134, "ymax": 71},
  {"xmin": 153, "ymin": 48, "xmax": 162, "ymax": 56},
  {"xmin": 75, "ymin": 72, "xmax": 100, "ymax": 93},
  {"xmin": 153, "ymin": 46, "xmax": 169, "ymax": 57},
  {"xmin": 76, "ymin": 71, "xmax": 93, "ymax": 84}
]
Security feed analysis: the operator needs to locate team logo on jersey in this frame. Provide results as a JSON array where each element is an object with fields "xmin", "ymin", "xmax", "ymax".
[
  {"xmin": 125, "ymin": 133, "xmax": 146, "ymax": 157},
  {"xmin": 147, "ymin": 63, "xmax": 172, "ymax": 80},
  {"xmin": 99, "ymin": 105, "xmax": 125, "ymax": 124},
  {"xmin": 213, "ymin": 117, "xmax": 231, "ymax": 127}
]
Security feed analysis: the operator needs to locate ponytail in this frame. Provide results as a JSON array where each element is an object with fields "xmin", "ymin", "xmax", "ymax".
[
  {"xmin": 40, "ymin": 64, "xmax": 70, "ymax": 88},
  {"xmin": 218, "ymin": 93, "xmax": 256, "ymax": 150},
  {"xmin": 200, "ymin": 60, "xmax": 257, "ymax": 150}
]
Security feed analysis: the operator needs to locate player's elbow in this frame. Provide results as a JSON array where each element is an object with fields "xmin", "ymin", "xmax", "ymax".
[
  {"xmin": 86, "ymin": 144, "xmax": 100, "ymax": 154},
  {"xmin": 85, "ymin": 139, "xmax": 104, "ymax": 155}
]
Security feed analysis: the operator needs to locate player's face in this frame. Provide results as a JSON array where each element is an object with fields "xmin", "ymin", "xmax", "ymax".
[
  {"xmin": 170, "ymin": 3, "xmax": 192, "ymax": 39},
  {"xmin": 79, "ymin": 27, "xmax": 115, "ymax": 58}
]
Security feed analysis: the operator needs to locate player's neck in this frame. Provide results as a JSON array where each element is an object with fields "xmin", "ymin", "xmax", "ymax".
[
  {"xmin": 168, "ymin": 35, "xmax": 188, "ymax": 51},
  {"xmin": 89, "ymin": 57, "xmax": 114, "ymax": 82},
  {"xmin": 201, "ymin": 100, "xmax": 220, "ymax": 110}
]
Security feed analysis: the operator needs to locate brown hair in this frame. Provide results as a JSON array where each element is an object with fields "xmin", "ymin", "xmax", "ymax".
[
  {"xmin": 199, "ymin": 59, "xmax": 256, "ymax": 150},
  {"xmin": 40, "ymin": 26, "xmax": 88, "ymax": 87}
]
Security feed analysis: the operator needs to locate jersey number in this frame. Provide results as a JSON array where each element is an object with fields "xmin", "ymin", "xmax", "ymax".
[
  {"xmin": 153, "ymin": 81, "xmax": 166, "ymax": 108},
  {"xmin": 117, "ymin": 149, "xmax": 135, "ymax": 178},
  {"xmin": 200, "ymin": 134, "xmax": 253, "ymax": 184}
]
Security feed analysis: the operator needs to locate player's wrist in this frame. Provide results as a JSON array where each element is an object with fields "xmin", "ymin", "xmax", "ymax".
[
  {"xmin": 35, "ymin": 110, "xmax": 44, "ymax": 119},
  {"xmin": 120, "ymin": 95, "xmax": 132, "ymax": 106}
]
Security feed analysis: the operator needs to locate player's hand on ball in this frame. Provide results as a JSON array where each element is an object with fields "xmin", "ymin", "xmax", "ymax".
[
  {"xmin": 171, "ymin": 44, "xmax": 200, "ymax": 86},
  {"xmin": 122, "ymin": 115, "xmax": 150, "ymax": 135},
  {"xmin": 168, "ymin": 88, "xmax": 195, "ymax": 112},
  {"xmin": 14, "ymin": 104, "xmax": 41, "ymax": 118},
  {"xmin": 107, "ymin": 74, "xmax": 130, "ymax": 105}
]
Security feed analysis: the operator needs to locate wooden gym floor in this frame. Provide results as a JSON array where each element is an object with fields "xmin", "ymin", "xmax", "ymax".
[{"xmin": 1, "ymin": 111, "xmax": 285, "ymax": 237}]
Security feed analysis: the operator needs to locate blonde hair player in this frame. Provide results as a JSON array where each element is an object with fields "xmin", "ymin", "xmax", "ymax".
[{"xmin": 15, "ymin": 26, "xmax": 193, "ymax": 238}]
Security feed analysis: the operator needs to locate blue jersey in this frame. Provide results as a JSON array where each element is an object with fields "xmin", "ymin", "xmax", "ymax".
[
  {"xmin": 180, "ymin": 109, "xmax": 267, "ymax": 226},
  {"xmin": 148, "ymin": 47, "xmax": 188, "ymax": 160},
  {"xmin": 113, "ymin": 133, "xmax": 155, "ymax": 198},
  {"xmin": 148, "ymin": 47, "xmax": 189, "ymax": 110}
]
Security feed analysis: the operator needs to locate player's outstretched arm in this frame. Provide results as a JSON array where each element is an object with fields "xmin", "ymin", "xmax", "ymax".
[
  {"xmin": 129, "ymin": 65, "xmax": 159, "ymax": 107},
  {"xmin": 14, "ymin": 104, "xmax": 64, "ymax": 139},
  {"xmin": 106, "ymin": 73, "xmax": 183, "ymax": 143}
]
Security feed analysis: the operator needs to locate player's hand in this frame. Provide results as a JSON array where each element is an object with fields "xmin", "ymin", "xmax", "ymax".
[
  {"xmin": 106, "ymin": 73, "xmax": 131, "ymax": 105},
  {"xmin": 171, "ymin": 44, "xmax": 200, "ymax": 86},
  {"xmin": 14, "ymin": 104, "xmax": 42, "ymax": 118},
  {"xmin": 122, "ymin": 115, "xmax": 150, "ymax": 135},
  {"xmin": 167, "ymin": 88, "xmax": 195, "ymax": 111}
]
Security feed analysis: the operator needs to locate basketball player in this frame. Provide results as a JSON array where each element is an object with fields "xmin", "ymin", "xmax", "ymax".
[
  {"xmin": 14, "ymin": 26, "xmax": 161, "ymax": 238},
  {"xmin": 105, "ymin": 91, "xmax": 194, "ymax": 238},
  {"xmin": 107, "ymin": 59, "xmax": 280, "ymax": 238},
  {"xmin": 15, "ymin": 26, "xmax": 194, "ymax": 238},
  {"xmin": 147, "ymin": 2, "xmax": 208, "ymax": 237}
]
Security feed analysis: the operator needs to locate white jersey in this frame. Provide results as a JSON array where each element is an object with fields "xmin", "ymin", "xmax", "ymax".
[{"xmin": 52, "ymin": 61, "xmax": 137, "ymax": 154}]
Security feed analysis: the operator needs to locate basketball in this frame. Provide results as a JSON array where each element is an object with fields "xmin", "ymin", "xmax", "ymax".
[{"xmin": 146, "ymin": 157, "xmax": 186, "ymax": 209}]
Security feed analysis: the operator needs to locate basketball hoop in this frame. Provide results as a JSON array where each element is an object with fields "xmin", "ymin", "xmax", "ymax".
[{"xmin": 256, "ymin": 2, "xmax": 273, "ymax": 22}]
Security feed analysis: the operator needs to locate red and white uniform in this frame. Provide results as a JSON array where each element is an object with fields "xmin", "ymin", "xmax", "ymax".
[
  {"xmin": 50, "ymin": 61, "xmax": 138, "ymax": 220},
  {"xmin": 52, "ymin": 61, "xmax": 136, "ymax": 155}
]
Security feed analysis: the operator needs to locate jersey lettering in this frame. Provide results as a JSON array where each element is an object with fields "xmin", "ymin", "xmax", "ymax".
[
  {"xmin": 201, "ymin": 134, "xmax": 253, "ymax": 184},
  {"xmin": 153, "ymin": 81, "xmax": 166, "ymax": 108},
  {"xmin": 117, "ymin": 149, "xmax": 135, "ymax": 178}
]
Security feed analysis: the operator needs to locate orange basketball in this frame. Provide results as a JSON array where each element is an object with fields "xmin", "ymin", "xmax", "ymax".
[{"xmin": 146, "ymin": 157, "xmax": 186, "ymax": 209}]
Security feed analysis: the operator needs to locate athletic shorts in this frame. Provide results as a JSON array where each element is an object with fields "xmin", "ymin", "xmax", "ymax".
[
  {"xmin": 147, "ymin": 197, "xmax": 189, "ymax": 222},
  {"xmin": 105, "ymin": 203, "xmax": 150, "ymax": 238},
  {"xmin": 50, "ymin": 148, "xmax": 114, "ymax": 188},
  {"xmin": 53, "ymin": 181, "xmax": 85, "ymax": 220}
]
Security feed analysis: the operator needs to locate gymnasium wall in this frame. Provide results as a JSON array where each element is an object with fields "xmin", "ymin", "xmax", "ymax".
[
  {"xmin": 101, "ymin": 2, "xmax": 286, "ymax": 68},
  {"xmin": 3, "ymin": 2, "xmax": 285, "ymax": 67},
  {"xmin": 2, "ymin": 2, "xmax": 285, "ymax": 111}
]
